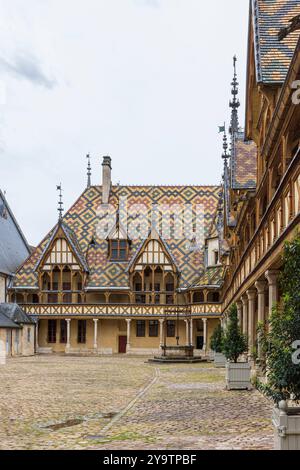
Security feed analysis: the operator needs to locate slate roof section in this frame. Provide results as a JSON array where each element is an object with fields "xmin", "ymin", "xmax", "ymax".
[
  {"xmin": 0, "ymin": 311, "xmax": 20, "ymax": 329},
  {"xmin": 252, "ymin": 0, "xmax": 300, "ymax": 83},
  {"xmin": 0, "ymin": 303, "xmax": 35, "ymax": 325},
  {"xmin": 12, "ymin": 185, "xmax": 220, "ymax": 290},
  {"xmin": 0, "ymin": 190, "xmax": 30, "ymax": 276}
]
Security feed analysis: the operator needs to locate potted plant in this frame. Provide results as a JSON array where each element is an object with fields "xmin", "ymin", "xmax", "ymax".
[
  {"xmin": 256, "ymin": 236, "xmax": 300, "ymax": 450},
  {"xmin": 210, "ymin": 323, "xmax": 226, "ymax": 368},
  {"xmin": 223, "ymin": 304, "xmax": 250, "ymax": 390}
]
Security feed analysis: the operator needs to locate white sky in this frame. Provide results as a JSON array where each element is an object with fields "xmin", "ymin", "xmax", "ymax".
[{"xmin": 0, "ymin": 0, "xmax": 250, "ymax": 246}]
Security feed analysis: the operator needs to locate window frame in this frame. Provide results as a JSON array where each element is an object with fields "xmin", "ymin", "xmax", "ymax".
[
  {"xmin": 149, "ymin": 320, "xmax": 159, "ymax": 337},
  {"xmin": 136, "ymin": 320, "xmax": 146, "ymax": 338},
  {"xmin": 109, "ymin": 239, "xmax": 129, "ymax": 262}
]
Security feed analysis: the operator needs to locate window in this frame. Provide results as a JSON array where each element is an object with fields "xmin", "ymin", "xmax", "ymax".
[
  {"xmin": 135, "ymin": 283, "xmax": 146, "ymax": 304},
  {"xmin": 166, "ymin": 282, "xmax": 174, "ymax": 305},
  {"xmin": 109, "ymin": 240, "xmax": 128, "ymax": 261},
  {"xmin": 214, "ymin": 250, "xmax": 219, "ymax": 265},
  {"xmin": 77, "ymin": 320, "xmax": 86, "ymax": 344},
  {"xmin": 48, "ymin": 293, "xmax": 58, "ymax": 304},
  {"xmin": 27, "ymin": 328, "xmax": 31, "ymax": 343},
  {"xmin": 48, "ymin": 320, "xmax": 57, "ymax": 343},
  {"xmin": 166, "ymin": 320, "xmax": 175, "ymax": 337},
  {"xmin": 149, "ymin": 320, "xmax": 158, "ymax": 337},
  {"xmin": 136, "ymin": 320, "xmax": 146, "ymax": 337},
  {"xmin": 60, "ymin": 320, "xmax": 67, "ymax": 343}
]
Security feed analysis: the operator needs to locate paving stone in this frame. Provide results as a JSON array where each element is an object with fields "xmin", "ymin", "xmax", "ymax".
[{"xmin": 0, "ymin": 356, "xmax": 273, "ymax": 450}]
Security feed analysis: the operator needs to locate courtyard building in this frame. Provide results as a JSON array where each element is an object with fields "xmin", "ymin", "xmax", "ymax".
[
  {"xmin": 5, "ymin": 0, "xmax": 300, "ymax": 362},
  {"xmin": 10, "ymin": 161, "xmax": 223, "ymax": 355},
  {"xmin": 220, "ymin": 0, "xmax": 300, "ymax": 361}
]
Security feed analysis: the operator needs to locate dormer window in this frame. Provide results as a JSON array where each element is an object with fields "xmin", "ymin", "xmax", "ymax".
[{"xmin": 109, "ymin": 239, "xmax": 129, "ymax": 261}]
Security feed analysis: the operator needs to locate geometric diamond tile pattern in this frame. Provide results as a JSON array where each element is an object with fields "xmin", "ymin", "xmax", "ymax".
[{"xmin": 13, "ymin": 185, "xmax": 220, "ymax": 289}]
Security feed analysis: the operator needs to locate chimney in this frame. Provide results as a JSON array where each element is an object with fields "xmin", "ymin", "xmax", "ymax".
[{"xmin": 102, "ymin": 156, "xmax": 112, "ymax": 204}]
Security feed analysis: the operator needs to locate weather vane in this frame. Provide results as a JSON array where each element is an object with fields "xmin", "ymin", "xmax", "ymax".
[
  {"xmin": 86, "ymin": 154, "xmax": 92, "ymax": 188},
  {"xmin": 56, "ymin": 184, "xmax": 64, "ymax": 220}
]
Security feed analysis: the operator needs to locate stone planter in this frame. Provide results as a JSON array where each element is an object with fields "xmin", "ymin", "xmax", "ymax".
[
  {"xmin": 273, "ymin": 401, "xmax": 300, "ymax": 450},
  {"xmin": 209, "ymin": 350, "xmax": 215, "ymax": 361},
  {"xmin": 214, "ymin": 352, "xmax": 226, "ymax": 368},
  {"xmin": 225, "ymin": 362, "xmax": 251, "ymax": 390}
]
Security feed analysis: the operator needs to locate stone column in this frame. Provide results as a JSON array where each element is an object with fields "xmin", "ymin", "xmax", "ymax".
[
  {"xmin": 241, "ymin": 295, "xmax": 248, "ymax": 337},
  {"xmin": 66, "ymin": 319, "xmax": 71, "ymax": 352},
  {"xmin": 190, "ymin": 319, "xmax": 194, "ymax": 347},
  {"xmin": 126, "ymin": 319, "xmax": 131, "ymax": 353},
  {"xmin": 247, "ymin": 289, "xmax": 256, "ymax": 358},
  {"xmin": 203, "ymin": 318, "xmax": 207, "ymax": 354},
  {"xmin": 184, "ymin": 320, "xmax": 189, "ymax": 346},
  {"xmin": 93, "ymin": 319, "xmax": 99, "ymax": 350},
  {"xmin": 35, "ymin": 319, "xmax": 39, "ymax": 353},
  {"xmin": 255, "ymin": 280, "xmax": 267, "ymax": 359},
  {"xmin": 236, "ymin": 301, "xmax": 243, "ymax": 329},
  {"xmin": 265, "ymin": 270, "xmax": 279, "ymax": 319},
  {"xmin": 159, "ymin": 319, "xmax": 164, "ymax": 347}
]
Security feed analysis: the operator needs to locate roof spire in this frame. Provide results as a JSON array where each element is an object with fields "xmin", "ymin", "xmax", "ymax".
[
  {"xmin": 229, "ymin": 55, "xmax": 240, "ymax": 137},
  {"xmin": 86, "ymin": 154, "xmax": 92, "ymax": 188},
  {"xmin": 222, "ymin": 125, "xmax": 229, "ymax": 167},
  {"xmin": 56, "ymin": 184, "xmax": 64, "ymax": 221}
]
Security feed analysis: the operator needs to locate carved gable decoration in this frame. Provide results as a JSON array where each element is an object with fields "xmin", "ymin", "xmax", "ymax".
[
  {"xmin": 36, "ymin": 223, "xmax": 88, "ymax": 272},
  {"xmin": 128, "ymin": 228, "xmax": 178, "ymax": 273}
]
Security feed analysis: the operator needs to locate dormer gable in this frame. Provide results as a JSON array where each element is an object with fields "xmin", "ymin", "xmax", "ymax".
[
  {"xmin": 127, "ymin": 227, "xmax": 179, "ymax": 274},
  {"xmin": 35, "ymin": 222, "xmax": 88, "ymax": 272}
]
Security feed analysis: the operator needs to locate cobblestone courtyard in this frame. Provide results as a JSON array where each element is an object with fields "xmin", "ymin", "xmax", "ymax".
[{"xmin": 0, "ymin": 356, "xmax": 273, "ymax": 450}]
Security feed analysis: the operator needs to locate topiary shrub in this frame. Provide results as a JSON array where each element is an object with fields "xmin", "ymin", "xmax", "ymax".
[
  {"xmin": 222, "ymin": 304, "xmax": 248, "ymax": 363},
  {"xmin": 257, "ymin": 234, "xmax": 300, "ymax": 404},
  {"xmin": 210, "ymin": 323, "xmax": 224, "ymax": 353}
]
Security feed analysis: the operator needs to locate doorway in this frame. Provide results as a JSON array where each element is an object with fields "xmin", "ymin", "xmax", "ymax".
[
  {"xmin": 196, "ymin": 335, "xmax": 204, "ymax": 350},
  {"xmin": 118, "ymin": 336, "xmax": 127, "ymax": 354}
]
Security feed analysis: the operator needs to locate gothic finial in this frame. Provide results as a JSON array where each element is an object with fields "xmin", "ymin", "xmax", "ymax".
[
  {"xmin": 222, "ymin": 125, "xmax": 229, "ymax": 167},
  {"xmin": 86, "ymin": 154, "xmax": 92, "ymax": 188},
  {"xmin": 56, "ymin": 184, "xmax": 64, "ymax": 221},
  {"xmin": 229, "ymin": 55, "xmax": 240, "ymax": 136}
]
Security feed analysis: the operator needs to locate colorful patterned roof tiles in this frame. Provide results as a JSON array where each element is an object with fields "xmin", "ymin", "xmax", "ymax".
[
  {"xmin": 13, "ymin": 185, "xmax": 220, "ymax": 290},
  {"xmin": 231, "ymin": 138, "xmax": 258, "ymax": 190},
  {"xmin": 252, "ymin": 0, "xmax": 300, "ymax": 83}
]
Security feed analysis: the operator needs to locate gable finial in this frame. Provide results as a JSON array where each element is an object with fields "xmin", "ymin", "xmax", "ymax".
[
  {"xmin": 229, "ymin": 55, "xmax": 240, "ymax": 136},
  {"xmin": 56, "ymin": 184, "xmax": 64, "ymax": 221},
  {"xmin": 86, "ymin": 154, "xmax": 92, "ymax": 188}
]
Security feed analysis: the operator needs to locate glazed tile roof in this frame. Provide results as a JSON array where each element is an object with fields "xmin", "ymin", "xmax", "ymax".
[
  {"xmin": 0, "ymin": 191, "xmax": 30, "ymax": 276},
  {"xmin": 252, "ymin": 0, "xmax": 300, "ymax": 83},
  {"xmin": 190, "ymin": 266, "xmax": 224, "ymax": 288},
  {"xmin": 13, "ymin": 185, "xmax": 220, "ymax": 290},
  {"xmin": 231, "ymin": 137, "xmax": 257, "ymax": 190}
]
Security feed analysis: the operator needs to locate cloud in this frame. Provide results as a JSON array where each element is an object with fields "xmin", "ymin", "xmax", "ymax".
[
  {"xmin": 0, "ymin": 51, "xmax": 56, "ymax": 89},
  {"xmin": 134, "ymin": 0, "xmax": 160, "ymax": 7}
]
